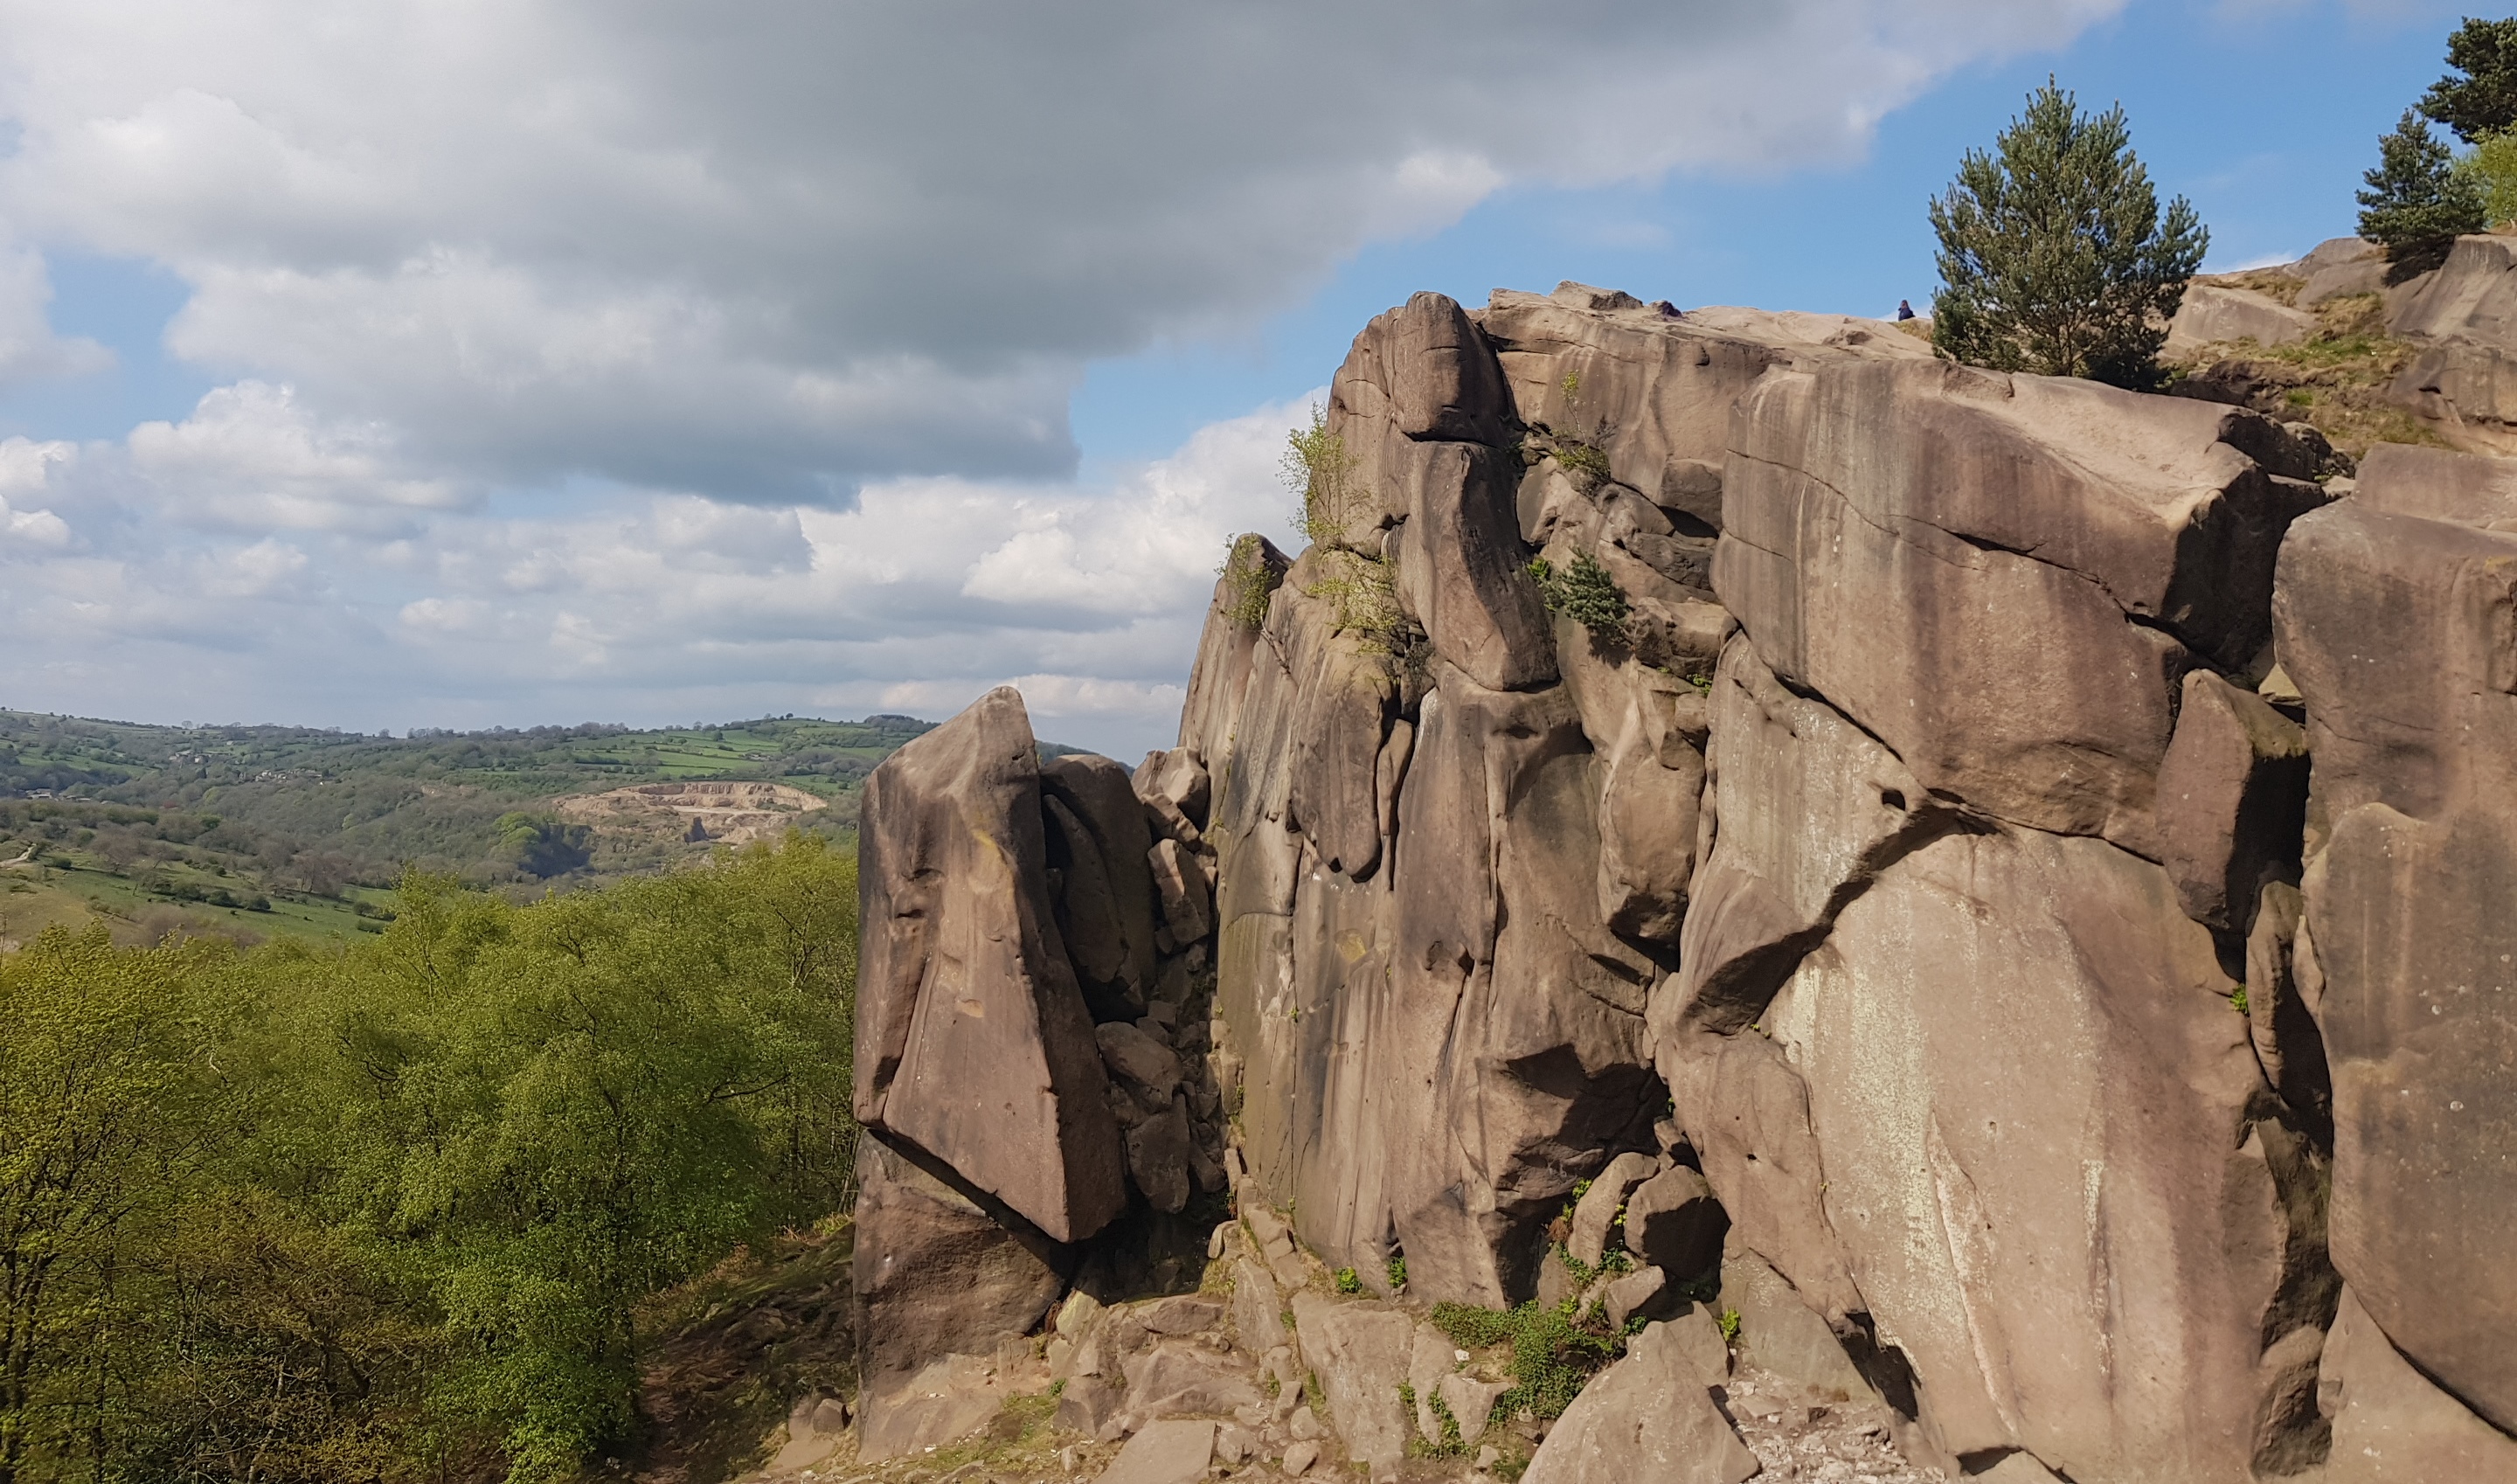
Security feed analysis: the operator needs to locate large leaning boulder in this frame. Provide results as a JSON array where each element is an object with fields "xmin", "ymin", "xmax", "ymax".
[{"xmin": 856, "ymin": 686, "xmax": 1129, "ymax": 1242}]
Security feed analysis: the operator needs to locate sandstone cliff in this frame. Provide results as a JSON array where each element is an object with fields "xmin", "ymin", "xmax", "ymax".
[{"xmin": 841, "ymin": 280, "xmax": 2517, "ymax": 1484}]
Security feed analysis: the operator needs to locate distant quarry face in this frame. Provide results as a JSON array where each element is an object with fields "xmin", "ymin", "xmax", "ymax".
[{"xmin": 556, "ymin": 780, "xmax": 829, "ymax": 846}]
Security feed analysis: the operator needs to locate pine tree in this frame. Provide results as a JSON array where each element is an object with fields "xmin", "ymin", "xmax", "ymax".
[
  {"xmin": 2421, "ymin": 17, "xmax": 2517, "ymax": 142},
  {"xmin": 1928, "ymin": 80, "xmax": 2207, "ymax": 391},
  {"xmin": 2359, "ymin": 109, "xmax": 2486, "ymax": 274}
]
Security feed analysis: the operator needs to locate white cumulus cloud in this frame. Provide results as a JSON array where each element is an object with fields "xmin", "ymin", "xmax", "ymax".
[{"xmin": 0, "ymin": 0, "xmax": 2130, "ymax": 750}]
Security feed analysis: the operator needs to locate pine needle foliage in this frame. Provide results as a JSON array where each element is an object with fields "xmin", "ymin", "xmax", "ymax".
[
  {"xmin": 2421, "ymin": 17, "xmax": 2517, "ymax": 142},
  {"xmin": 1928, "ymin": 80, "xmax": 2207, "ymax": 391},
  {"xmin": 2361, "ymin": 110, "xmax": 2486, "ymax": 275},
  {"xmin": 1529, "ymin": 553, "xmax": 1629, "ymax": 646}
]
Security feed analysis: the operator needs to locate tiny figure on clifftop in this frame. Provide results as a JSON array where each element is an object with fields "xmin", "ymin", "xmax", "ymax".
[{"xmin": 1895, "ymin": 299, "xmax": 1916, "ymax": 321}]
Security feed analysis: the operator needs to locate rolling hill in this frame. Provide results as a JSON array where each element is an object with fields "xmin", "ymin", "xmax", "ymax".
[{"xmin": 0, "ymin": 709, "xmax": 953, "ymax": 947}]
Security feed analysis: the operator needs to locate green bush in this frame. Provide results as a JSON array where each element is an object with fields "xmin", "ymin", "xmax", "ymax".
[
  {"xmin": 1430, "ymin": 1299, "xmax": 1627, "ymax": 1424},
  {"xmin": 1553, "ymin": 441, "xmax": 1612, "ymax": 486},
  {"xmin": 1217, "ymin": 533, "xmax": 1286, "ymax": 631},
  {"xmin": 1305, "ymin": 548, "xmax": 1425, "ymax": 664},
  {"xmin": 1929, "ymin": 80, "xmax": 2207, "ymax": 390},
  {"xmin": 1529, "ymin": 553, "xmax": 1631, "ymax": 646},
  {"xmin": 1335, "ymin": 1266, "xmax": 1363, "ymax": 1294},
  {"xmin": 1284, "ymin": 404, "xmax": 1366, "ymax": 547}
]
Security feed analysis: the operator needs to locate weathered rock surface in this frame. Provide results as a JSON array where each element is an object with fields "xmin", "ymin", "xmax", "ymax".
[
  {"xmin": 2246, "ymin": 881, "xmax": 2333, "ymax": 1134},
  {"xmin": 1566, "ymin": 1150, "xmax": 1659, "ymax": 1267},
  {"xmin": 1289, "ymin": 1293, "xmax": 1415, "ymax": 1470},
  {"xmin": 2385, "ymin": 234, "xmax": 2517, "ymax": 430},
  {"xmin": 2353, "ymin": 440, "xmax": 2517, "ymax": 530},
  {"xmin": 853, "ymin": 1138, "xmax": 1064, "ymax": 1452},
  {"xmin": 1335, "ymin": 290, "xmax": 1515, "ymax": 448},
  {"xmin": 1043, "ymin": 753, "xmax": 1163, "ymax": 1020},
  {"xmin": 2319, "ymin": 1286, "xmax": 2517, "ymax": 1482},
  {"xmin": 861, "ymin": 1352, "xmax": 1007, "ymax": 1462},
  {"xmin": 1716, "ymin": 1247, "xmax": 1876, "ymax": 1406},
  {"xmin": 1665, "ymin": 635, "xmax": 1940, "ymax": 1038},
  {"xmin": 2167, "ymin": 282, "xmax": 2319, "ymax": 353},
  {"xmin": 1622, "ymin": 1165, "xmax": 1726, "ymax": 1282},
  {"xmin": 857, "ymin": 687, "xmax": 1128, "ymax": 1241},
  {"xmin": 1179, "ymin": 537, "xmax": 1291, "ymax": 768},
  {"xmin": 1098, "ymin": 1418, "xmax": 1217, "ymax": 1484},
  {"xmin": 1755, "ymin": 829, "xmax": 2309, "ymax": 1481},
  {"xmin": 2278, "ymin": 494, "xmax": 2517, "ymax": 1438},
  {"xmin": 1521, "ymin": 1318, "xmax": 1759, "ymax": 1484},
  {"xmin": 1119, "ymin": 1342, "xmax": 1263, "ymax": 1426},
  {"xmin": 1719, "ymin": 357, "xmax": 2329, "ymax": 852},
  {"xmin": 2289, "ymin": 236, "xmax": 2388, "ymax": 306},
  {"xmin": 2154, "ymin": 668, "xmax": 2310, "ymax": 935}
]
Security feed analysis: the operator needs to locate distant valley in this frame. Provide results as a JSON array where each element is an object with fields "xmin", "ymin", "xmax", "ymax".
[{"xmin": 0, "ymin": 709, "xmax": 951, "ymax": 947}]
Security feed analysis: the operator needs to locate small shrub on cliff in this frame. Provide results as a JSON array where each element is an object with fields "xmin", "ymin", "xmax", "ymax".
[
  {"xmin": 1430, "ymin": 1300, "xmax": 1625, "ymax": 1424},
  {"xmin": 2361, "ymin": 109, "xmax": 2486, "ymax": 275},
  {"xmin": 1335, "ymin": 1266, "xmax": 1363, "ymax": 1294},
  {"xmin": 1929, "ymin": 80, "xmax": 2207, "ymax": 390},
  {"xmin": 1529, "ymin": 553, "xmax": 1630, "ymax": 645},
  {"xmin": 1552, "ymin": 440, "xmax": 1612, "ymax": 487},
  {"xmin": 1304, "ymin": 549, "xmax": 1426, "ymax": 670},
  {"xmin": 1284, "ymin": 403, "xmax": 1365, "ymax": 547},
  {"xmin": 1217, "ymin": 533, "xmax": 1286, "ymax": 630}
]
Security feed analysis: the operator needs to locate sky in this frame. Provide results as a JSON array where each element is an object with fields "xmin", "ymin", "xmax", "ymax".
[{"xmin": 0, "ymin": 0, "xmax": 2479, "ymax": 758}]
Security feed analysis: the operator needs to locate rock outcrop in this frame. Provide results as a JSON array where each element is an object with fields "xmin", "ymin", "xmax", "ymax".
[
  {"xmin": 2275, "ymin": 447, "xmax": 2517, "ymax": 1443},
  {"xmin": 849, "ymin": 275, "xmax": 2517, "ymax": 1484}
]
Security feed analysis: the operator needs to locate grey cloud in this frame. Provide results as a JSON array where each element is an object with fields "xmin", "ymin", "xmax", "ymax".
[{"xmin": 0, "ymin": 0, "xmax": 2119, "ymax": 501}]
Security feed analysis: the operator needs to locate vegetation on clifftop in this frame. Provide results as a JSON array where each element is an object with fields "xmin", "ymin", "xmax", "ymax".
[
  {"xmin": 1929, "ymin": 80, "xmax": 2207, "ymax": 390},
  {"xmin": 2359, "ymin": 109, "xmax": 2486, "ymax": 272}
]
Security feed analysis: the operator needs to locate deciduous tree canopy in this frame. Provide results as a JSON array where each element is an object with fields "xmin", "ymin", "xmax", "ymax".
[{"xmin": 0, "ymin": 833, "xmax": 858, "ymax": 1484}]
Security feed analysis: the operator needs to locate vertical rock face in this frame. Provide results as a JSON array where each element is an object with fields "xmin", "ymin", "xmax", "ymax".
[
  {"xmin": 850, "ymin": 281, "xmax": 2517, "ymax": 1484},
  {"xmin": 1196, "ymin": 289, "xmax": 1939, "ymax": 1306},
  {"xmin": 1666, "ymin": 347, "xmax": 2343, "ymax": 1481},
  {"xmin": 2276, "ymin": 468, "xmax": 2517, "ymax": 1440},
  {"xmin": 1758, "ymin": 830, "xmax": 2279, "ymax": 1480}
]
